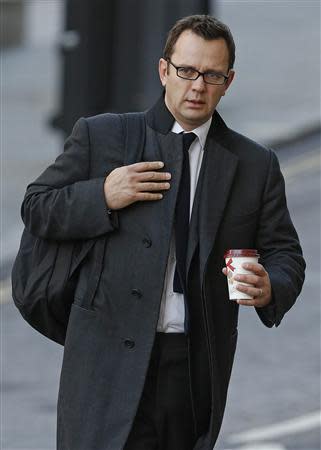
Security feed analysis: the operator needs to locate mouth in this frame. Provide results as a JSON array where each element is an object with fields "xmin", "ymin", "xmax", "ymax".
[{"xmin": 185, "ymin": 99, "xmax": 205, "ymax": 108}]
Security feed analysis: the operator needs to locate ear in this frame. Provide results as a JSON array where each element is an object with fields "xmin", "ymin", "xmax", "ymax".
[
  {"xmin": 159, "ymin": 58, "xmax": 168, "ymax": 87},
  {"xmin": 222, "ymin": 70, "xmax": 235, "ymax": 95}
]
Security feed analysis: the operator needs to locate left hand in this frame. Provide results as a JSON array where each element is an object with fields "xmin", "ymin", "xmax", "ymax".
[{"xmin": 222, "ymin": 262, "xmax": 272, "ymax": 307}]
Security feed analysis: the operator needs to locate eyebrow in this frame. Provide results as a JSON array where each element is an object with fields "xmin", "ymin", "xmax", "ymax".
[{"xmin": 177, "ymin": 63, "xmax": 226, "ymax": 75}]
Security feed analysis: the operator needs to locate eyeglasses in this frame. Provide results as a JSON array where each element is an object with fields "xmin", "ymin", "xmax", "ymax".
[{"xmin": 167, "ymin": 59, "xmax": 229, "ymax": 85}]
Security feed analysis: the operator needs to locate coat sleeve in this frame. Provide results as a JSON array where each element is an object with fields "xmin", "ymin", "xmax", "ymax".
[
  {"xmin": 21, "ymin": 117, "xmax": 119, "ymax": 240},
  {"xmin": 255, "ymin": 149, "xmax": 305, "ymax": 327}
]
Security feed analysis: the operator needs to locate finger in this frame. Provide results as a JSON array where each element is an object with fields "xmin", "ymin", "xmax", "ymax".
[
  {"xmin": 234, "ymin": 273, "xmax": 260, "ymax": 285},
  {"xmin": 136, "ymin": 171, "xmax": 171, "ymax": 181},
  {"xmin": 131, "ymin": 161, "xmax": 165, "ymax": 172},
  {"xmin": 222, "ymin": 267, "xmax": 227, "ymax": 276},
  {"xmin": 137, "ymin": 182, "xmax": 170, "ymax": 192},
  {"xmin": 135, "ymin": 192, "xmax": 163, "ymax": 201},
  {"xmin": 237, "ymin": 299, "xmax": 256, "ymax": 306},
  {"xmin": 235, "ymin": 283, "xmax": 262, "ymax": 299},
  {"xmin": 237, "ymin": 297, "xmax": 269, "ymax": 307},
  {"xmin": 242, "ymin": 262, "xmax": 266, "ymax": 275}
]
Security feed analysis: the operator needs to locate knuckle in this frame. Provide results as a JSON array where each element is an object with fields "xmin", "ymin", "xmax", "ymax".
[
  {"xmin": 125, "ymin": 167, "xmax": 133, "ymax": 179},
  {"xmin": 128, "ymin": 172, "xmax": 137, "ymax": 183},
  {"xmin": 237, "ymin": 284, "xmax": 246, "ymax": 292}
]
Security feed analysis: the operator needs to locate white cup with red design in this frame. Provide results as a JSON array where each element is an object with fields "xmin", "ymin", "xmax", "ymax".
[{"xmin": 224, "ymin": 249, "xmax": 260, "ymax": 300}]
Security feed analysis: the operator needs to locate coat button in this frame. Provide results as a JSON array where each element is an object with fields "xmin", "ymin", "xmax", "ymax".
[
  {"xmin": 142, "ymin": 238, "xmax": 152, "ymax": 248},
  {"xmin": 131, "ymin": 288, "xmax": 142, "ymax": 298},
  {"xmin": 124, "ymin": 339, "xmax": 135, "ymax": 349}
]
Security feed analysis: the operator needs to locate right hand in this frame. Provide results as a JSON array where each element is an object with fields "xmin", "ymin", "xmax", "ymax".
[{"xmin": 104, "ymin": 161, "xmax": 171, "ymax": 210}]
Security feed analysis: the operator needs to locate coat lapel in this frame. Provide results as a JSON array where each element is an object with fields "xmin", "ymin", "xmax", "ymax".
[
  {"xmin": 154, "ymin": 130, "xmax": 183, "ymax": 228},
  {"xmin": 186, "ymin": 156, "xmax": 204, "ymax": 278},
  {"xmin": 187, "ymin": 133, "xmax": 239, "ymax": 285}
]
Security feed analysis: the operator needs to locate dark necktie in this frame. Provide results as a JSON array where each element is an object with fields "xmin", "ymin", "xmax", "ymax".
[{"xmin": 173, "ymin": 132, "xmax": 196, "ymax": 294}]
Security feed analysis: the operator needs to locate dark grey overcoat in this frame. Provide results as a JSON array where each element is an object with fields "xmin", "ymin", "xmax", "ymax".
[{"xmin": 22, "ymin": 96, "xmax": 305, "ymax": 450}]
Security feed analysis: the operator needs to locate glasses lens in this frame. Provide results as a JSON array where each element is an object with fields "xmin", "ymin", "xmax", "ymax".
[
  {"xmin": 177, "ymin": 67, "xmax": 198, "ymax": 79},
  {"xmin": 204, "ymin": 73, "xmax": 226, "ymax": 85}
]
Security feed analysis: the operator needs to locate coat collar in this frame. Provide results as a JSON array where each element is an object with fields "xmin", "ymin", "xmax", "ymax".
[{"xmin": 145, "ymin": 93, "xmax": 230, "ymax": 144}]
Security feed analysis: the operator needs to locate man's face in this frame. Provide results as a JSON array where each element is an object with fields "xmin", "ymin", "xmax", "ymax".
[{"xmin": 159, "ymin": 30, "xmax": 235, "ymax": 131}]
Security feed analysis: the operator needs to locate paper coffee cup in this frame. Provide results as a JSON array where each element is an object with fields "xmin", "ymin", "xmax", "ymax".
[{"xmin": 224, "ymin": 249, "xmax": 260, "ymax": 300}]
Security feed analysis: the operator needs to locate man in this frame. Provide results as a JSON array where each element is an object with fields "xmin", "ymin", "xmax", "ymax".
[{"xmin": 21, "ymin": 15, "xmax": 305, "ymax": 450}]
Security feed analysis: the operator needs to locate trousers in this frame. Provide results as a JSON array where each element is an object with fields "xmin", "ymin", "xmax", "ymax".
[{"xmin": 123, "ymin": 332, "xmax": 210, "ymax": 450}]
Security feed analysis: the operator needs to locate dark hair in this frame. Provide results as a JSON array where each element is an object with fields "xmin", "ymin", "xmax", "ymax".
[{"xmin": 163, "ymin": 14, "xmax": 235, "ymax": 70}]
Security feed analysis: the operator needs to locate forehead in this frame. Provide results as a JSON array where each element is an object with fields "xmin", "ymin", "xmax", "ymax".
[{"xmin": 172, "ymin": 30, "xmax": 229, "ymax": 71}]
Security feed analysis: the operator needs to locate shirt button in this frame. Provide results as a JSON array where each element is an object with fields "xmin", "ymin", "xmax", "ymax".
[
  {"xmin": 124, "ymin": 339, "xmax": 135, "ymax": 349},
  {"xmin": 142, "ymin": 238, "xmax": 152, "ymax": 248},
  {"xmin": 131, "ymin": 288, "xmax": 142, "ymax": 298}
]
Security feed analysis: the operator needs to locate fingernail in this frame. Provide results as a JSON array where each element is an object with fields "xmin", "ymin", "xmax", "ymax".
[{"xmin": 158, "ymin": 162, "xmax": 164, "ymax": 167}]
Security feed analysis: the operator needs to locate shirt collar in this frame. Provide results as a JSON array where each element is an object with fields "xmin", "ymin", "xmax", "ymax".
[{"xmin": 171, "ymin": 116, "xmax": 213, "ymax": 150}]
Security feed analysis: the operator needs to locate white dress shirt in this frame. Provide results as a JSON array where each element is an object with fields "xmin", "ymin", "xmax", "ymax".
[{"xmin": 157, "ymin": 116, "xmax": 212, "ymax": 333}]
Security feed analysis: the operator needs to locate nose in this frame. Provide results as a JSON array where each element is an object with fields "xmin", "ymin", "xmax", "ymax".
[{"xmin": 191, "ymin": 74, "xmax": 206, "ymax": 91}]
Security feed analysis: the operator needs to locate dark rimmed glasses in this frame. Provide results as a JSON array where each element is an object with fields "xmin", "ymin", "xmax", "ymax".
[{"xmin": 167, "ymin": 59, "xmax": 229, "ymax": 85}]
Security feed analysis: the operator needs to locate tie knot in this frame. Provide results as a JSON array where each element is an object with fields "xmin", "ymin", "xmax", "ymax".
[{"xmin": 182, "ymin": 132, "xmax": 196, "ymax": 151}]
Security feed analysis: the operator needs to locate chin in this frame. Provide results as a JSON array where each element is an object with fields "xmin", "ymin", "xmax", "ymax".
[{"xmin": 184, "ymin": 112, "xmax": 209, "ymax": 124}]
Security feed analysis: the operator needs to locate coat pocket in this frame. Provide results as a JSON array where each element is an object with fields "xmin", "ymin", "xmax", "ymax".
[{"xmin": 72, "ymin": 236, "xmax": 107, "ymax": 309}]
